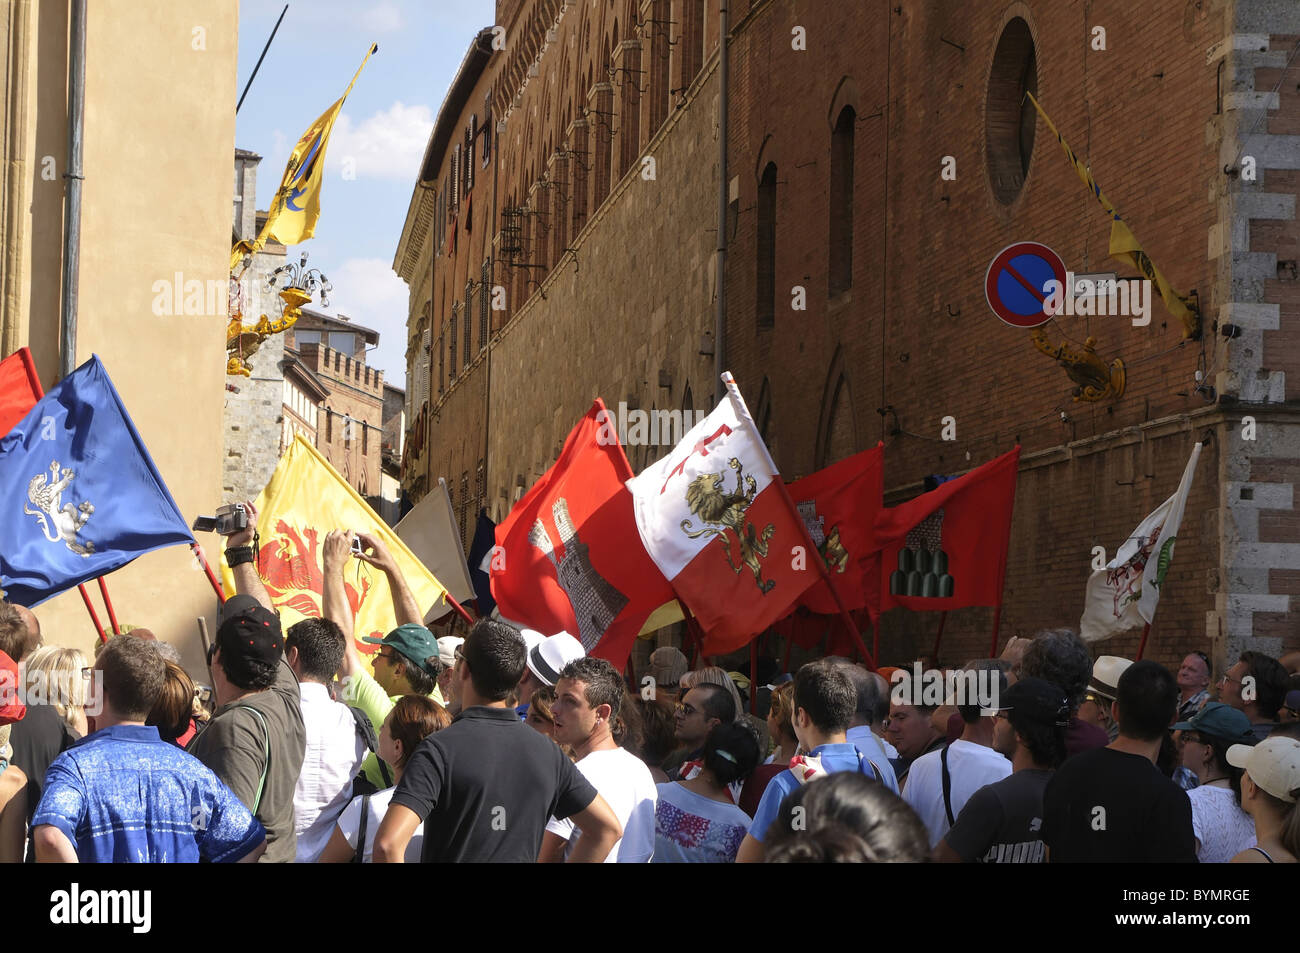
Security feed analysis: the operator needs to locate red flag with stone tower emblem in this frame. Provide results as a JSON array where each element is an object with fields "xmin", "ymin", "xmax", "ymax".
[{"xmin": 490, "ymin": 400, "xmax": 673, "ymax": 669}]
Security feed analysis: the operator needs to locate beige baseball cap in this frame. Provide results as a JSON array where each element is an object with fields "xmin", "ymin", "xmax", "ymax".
[{"xmin": 1228, "ymin": 736, "xmax": 1300, "ymax": 803}]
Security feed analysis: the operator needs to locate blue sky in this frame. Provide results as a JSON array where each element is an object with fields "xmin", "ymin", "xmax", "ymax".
[{"xmin": 236, "ymin": 0, "xmax": 496, "ymax": 389}]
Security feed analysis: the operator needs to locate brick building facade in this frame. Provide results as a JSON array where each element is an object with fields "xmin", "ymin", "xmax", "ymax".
[
  {"xmin": 288, "ymin": 310, "xmax": 386, "ymax": 499},
  {"xmin": 396, "ymin": 0, "xmax": 1298, "ymax": 673}
]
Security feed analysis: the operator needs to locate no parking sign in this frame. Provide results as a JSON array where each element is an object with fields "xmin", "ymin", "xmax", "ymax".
[{"xmin": 984, "ymin": 242, "xmax": 1065, "ymax": 328}]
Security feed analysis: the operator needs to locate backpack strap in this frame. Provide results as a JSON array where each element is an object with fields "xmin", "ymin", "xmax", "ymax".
[
  {"xmin": 855, "ymin": 748, "xmax": 882, "ymax": 783},
  {"xmin": 940, "ymin": 743, "xmax": 955, "ymax": 827},
  {"xmin": 352, "ymin": 795, "xmax": 372, "ymax": 864},
  {"xmin": 349, "ymin": 706, "xmax": 392, "ymax": 787},
  {"xmin": 230, "ymin": 705, "xmax": 271, "ymax": 816}
]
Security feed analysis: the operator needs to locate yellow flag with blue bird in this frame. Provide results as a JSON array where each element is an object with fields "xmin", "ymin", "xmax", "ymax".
[{"xmin": 231, "ymin": 44, "xmax": 377, "ymax": 270}]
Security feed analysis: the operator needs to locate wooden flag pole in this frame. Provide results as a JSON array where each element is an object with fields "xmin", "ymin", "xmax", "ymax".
[
  {"xmin": 197, "ymin": 616, "xmax": 213, "ymax": 684},
  {"xmin": 989, "ymin": 605, "xmax": 1003, "ymax": 657},
  {"xmin": 1136, "ymin": 622, "xmax": 1152, "ymax": 661},
  {"xmin": 749, "ymin": 638, "xmax": 759, "ymax": 713},
  {"xmin": 931, "ymin": 610, "xmax": 948, "ymax": 663},
  {"xmin": 773, "ymin": 477, "xmax": 877, "ymax": 670}
]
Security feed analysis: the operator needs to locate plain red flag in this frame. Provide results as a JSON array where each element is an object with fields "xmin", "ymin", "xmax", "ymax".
[
  {"xmin": 489, "ymin": 399, "xmax": 673, "ymax": 668},
  {"xmin": 875, "ymin": 446, "xmax": 1021, "ymax": 613},
  {"xmin": 787, "ymin": 443, "xmax": 885, "ymax": 617},
  {"xmin": 0, "ymin": 348, "xmax": 41, "ymax": 436}
]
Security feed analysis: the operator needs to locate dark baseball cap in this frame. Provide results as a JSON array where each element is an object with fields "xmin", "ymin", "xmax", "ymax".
[
  {"xmin": 214, "ymin": 594, "xmax": 283, "ymax": 665},
  {"xmin": 362, "ymin": 623, "xmax": 440, "ymax": 677},
  {"xmin": 995, "ymin": 676, "xmax": 1070, "ymax": 727},
  {"xmin": 1173, "ymin": 701, "xmax": 1255, "ymax": 740}
]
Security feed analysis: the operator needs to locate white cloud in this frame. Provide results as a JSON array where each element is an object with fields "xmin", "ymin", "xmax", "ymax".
[
  {"xmin": 314, "ymin": 257, "xmax": 412, "ymax": 388},
  {"xmin": 360, "ymin": 1, "xmax": 405, "ymax": 33},
  {"xmin": 326, "ymin": 101, "xmax": 433, "ymax": 181}
]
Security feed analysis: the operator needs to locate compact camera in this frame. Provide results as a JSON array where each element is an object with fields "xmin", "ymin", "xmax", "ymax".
[
  {"xmin": 351, "ymin": 536, "xmax": 364, "ymax": 555},
  {"xmin": 191, "ymin": 503, "xmax": 249, "ymax": 536}
]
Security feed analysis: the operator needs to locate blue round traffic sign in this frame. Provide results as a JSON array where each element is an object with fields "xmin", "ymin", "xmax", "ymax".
[{"xmin": 984, "ymin": 241, "xmax": 1065, "ymax": 328}]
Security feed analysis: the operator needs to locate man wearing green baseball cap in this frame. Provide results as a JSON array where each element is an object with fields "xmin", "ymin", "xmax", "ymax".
[{"xmin": 322, "ymin": 532, "xmax": 448, "ymax": 788}]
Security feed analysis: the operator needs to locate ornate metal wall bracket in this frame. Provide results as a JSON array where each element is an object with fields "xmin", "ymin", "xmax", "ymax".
[{"xmin": 1029, "ymin": 329, "xmax": 1125, "ymax": 403}]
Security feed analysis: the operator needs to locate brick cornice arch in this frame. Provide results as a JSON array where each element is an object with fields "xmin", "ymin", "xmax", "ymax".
[
  {"xmin": 827, "ymin": 75, "xmax": 860, "ymax": 132},
  {"xmin": 815, "ymin": 345, "xmax": 857, "ymax": 469}
]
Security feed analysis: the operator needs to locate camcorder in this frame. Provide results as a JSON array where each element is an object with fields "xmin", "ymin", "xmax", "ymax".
[{"xmin": 191, "ymin": 503, "xmax": 249, "ymax": 536}]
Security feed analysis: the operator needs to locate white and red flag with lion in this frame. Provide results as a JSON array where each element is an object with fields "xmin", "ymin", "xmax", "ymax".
[{"xmin": 628, "ymin": 373, "xmax": 818, "ymax": 655}]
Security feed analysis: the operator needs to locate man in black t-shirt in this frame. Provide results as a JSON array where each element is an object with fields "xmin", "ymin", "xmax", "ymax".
[
  {"xmin": 373, "ymin": 619, "xmax": 622, "ymax": 862},
  {"xmin": 1041, "ymin": 660, "xmax": 1196, "ymax": 863},
  {"xmin": 937, "ymin": 677, "xmax": 1068, "ymax": 863}
]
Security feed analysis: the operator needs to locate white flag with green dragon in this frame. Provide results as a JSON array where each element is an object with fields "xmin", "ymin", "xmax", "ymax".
[{"xmin": 1080, "ymin": 443, "xmax": 1202, "ymax": 643}]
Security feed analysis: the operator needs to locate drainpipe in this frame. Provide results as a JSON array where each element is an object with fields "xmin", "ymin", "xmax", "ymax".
[
  {"xmin": 713, "ymin": 1, "xmax": 729, "ymax": 406},
  {"xmin": 59, "ymin": 0, "xmax": 87, "ymax": 379}
]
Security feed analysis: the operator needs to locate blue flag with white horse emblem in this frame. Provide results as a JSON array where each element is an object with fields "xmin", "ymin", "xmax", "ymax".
[{"xmin": 0, "ymin": 355, "xmax": 193, "ymax": 606}]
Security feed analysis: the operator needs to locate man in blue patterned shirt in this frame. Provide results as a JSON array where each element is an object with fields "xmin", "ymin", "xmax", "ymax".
[{"xmin": 32, "ymin": 636, "xmax": 266, "ymax": 863}]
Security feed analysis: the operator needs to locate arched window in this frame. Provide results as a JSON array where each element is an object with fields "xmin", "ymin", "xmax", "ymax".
[
  {"xmin": 829, "ymin": 106, "xmax": 855, "ymax": 296},
  {"xmin": 757, "ymin": 162, "xmax": 777, "ymax": 330}
]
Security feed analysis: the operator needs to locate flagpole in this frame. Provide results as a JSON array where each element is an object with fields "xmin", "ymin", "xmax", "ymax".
[
  {"xmin": 190, "ymin": 543, "xmax": 227, "ymax": 604},
  {"xmin": 720, "ymin": 372, "xmax": 876, "ymax": 670},
  {"xmin": 774, "ymin": 475, "xmax": 876, "ymax": 670},
  {"xmin": 20, "ymin": 349, "xmax": 120, "ymax": 637},
  {"xmin": 749, "ymin": 638, "xmax": 759, "ymax": 713},
  {"xmin": 1136, "ymin": 622, "xmax": 1152, "ymax": 661},
  {"xmin": 931, "ymin": 610, "xmax": 947, "ymax": 663},
  {"xmin": 443, "ymin": 591, "xmax": 475, "ymax": 626},
  {"xmin": 78, "ymin": 585, "xmax": 106, "ymax": 643},
  {"xmin": 988, "ymin": 447, "xmax": 1020, "ymax": 657},
  {"xmin": 96, "ymin": 578, "xmax": 121, "ymax": 637}
]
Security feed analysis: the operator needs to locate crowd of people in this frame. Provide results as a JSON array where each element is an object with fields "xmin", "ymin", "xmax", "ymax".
[{"xmin": 0, "ymin": 503, "xmax": 1298, "ymax": 864}]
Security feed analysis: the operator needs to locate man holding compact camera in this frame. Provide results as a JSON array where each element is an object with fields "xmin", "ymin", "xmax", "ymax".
[
  {"xmin": 187, "ymin": 501, "xmax": 307, "ymax": 863},
  {"xmin": 322, "ymin": 529, "xmax": 444, "ymax": 788}
]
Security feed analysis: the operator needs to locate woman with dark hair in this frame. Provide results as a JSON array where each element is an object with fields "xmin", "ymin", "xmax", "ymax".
[
  {"xmin": 653, "ymin": 722, "xmax": 759, "ymax": 862},
  {"xmin": 629, "ymin": 696, "xmax": 675, "ymax": 783},
  {"xmin": 318, "ymin": 695, "xmax": 451, "ymax": 862},
  {"xmin": 1176, "ymin": 703, "xmax": 1257, "ymax": 863},
  {"xmin": 765, "ymin": 772, "xmax": 931, "ymax": 863}
]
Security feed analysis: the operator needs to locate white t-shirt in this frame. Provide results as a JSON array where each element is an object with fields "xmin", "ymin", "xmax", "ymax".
[
  {"xmin": 902, "ymin": 739, "xmax": 1012, "ymax": 847},
  {"xmin": 334, "ymin": 787, "xmax": 424, "ymax": 863},
  {"xmin": 545, "ymin": 746, "xmax": 658, "ymax": 862},
  {"xmin": 294, "ymin": 682, "xmax": 368, "ymax": 862},
  {"xmin": 653, "ymin": 782, "xmax": 751, "ymax": 863},
  {"xmin": 1188, "ymin": 784, "xmax": 1256, "ymax": 864}
]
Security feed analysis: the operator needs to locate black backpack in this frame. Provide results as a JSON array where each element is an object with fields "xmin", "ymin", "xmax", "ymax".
[{"xmin": 347, "ymin": 706, "xmax": 391, "ymax": 798}]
